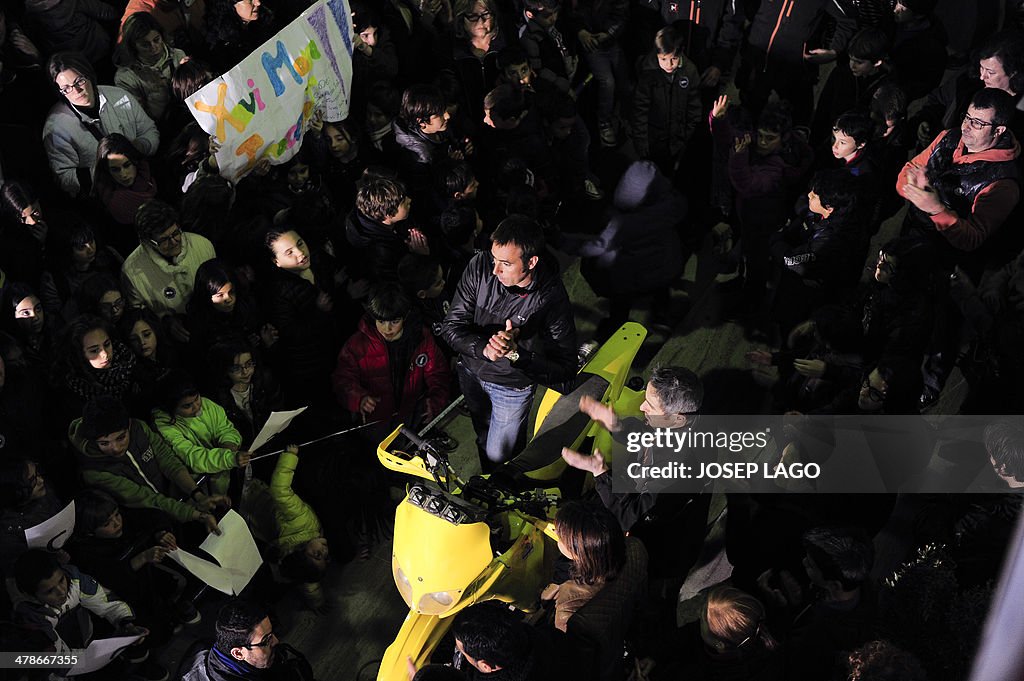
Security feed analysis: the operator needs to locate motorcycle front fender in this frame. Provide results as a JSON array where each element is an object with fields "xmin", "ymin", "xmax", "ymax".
[{"xmin": 377, "ymin": 610, "xmax": 448, "ymax": 681}]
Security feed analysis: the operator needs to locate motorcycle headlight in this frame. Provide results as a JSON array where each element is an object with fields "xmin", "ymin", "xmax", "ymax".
[
  {"xmin": 393, "ymin": 558, "xmax": 413, "ymax": 608},
  {"xmin": 416, "ymin": 590, "xmax": 457, "ymax": 615}
]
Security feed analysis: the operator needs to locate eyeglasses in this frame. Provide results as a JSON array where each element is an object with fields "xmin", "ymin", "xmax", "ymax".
[
  {"xmin": 861, "ymin": 378, "xmax": 887, "ymax": 402},
  {"xmin": 229, "ymin": 360, "xmax": 257, "ymax": 373},
  {"xmin": 464, "ymin": 10, "xmax": 492, "ymax": 22},
  {"xmin": 58, "ymin": 77, "xmax": 89, "ymax": 96},
  {"xmin": 100, "ymin": 298, "xmax": 126, "ymax": 312},
  {"xmin": 963, "ymin": 113, "xmax": 997, "ymax": 130},
  {"xmin": 241, "ymin": 631, "xmax": 276, "ymax": 649},
  {"xmin": 150, "ymin": 228, "xmax": 183, "ymax": 248}
]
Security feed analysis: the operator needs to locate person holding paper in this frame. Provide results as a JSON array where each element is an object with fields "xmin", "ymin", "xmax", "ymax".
[
  {"xmin": 12, "ymin": 549, "xmax": 162, "ymax": 678},
  {"xmin": 0, "ymin": 457, "xmax": 65, "ymax": 576},
  {"xmin": 68, "ymin": 489, "xmax": 202, "ymax": 637},
  {"xmin": 152, "ymin": 370, "xmax": 250, "ymax": 500},
  {"xmin": 69, "ymin": 395, "xmax": 224, "ymax": 533}
]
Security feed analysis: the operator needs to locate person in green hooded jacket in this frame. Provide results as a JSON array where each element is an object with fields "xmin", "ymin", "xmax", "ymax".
[
  {"xmin": 151, "ymin": 370, "xmax": 249, "ymax": 498},
  {"xmin": 270, "ymin": 445, "xmax": 330, "ymax": 612}
]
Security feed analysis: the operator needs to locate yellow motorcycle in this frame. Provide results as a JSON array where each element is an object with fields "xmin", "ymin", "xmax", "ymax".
[{"xmin": 374, "ymin": 323, "xmax": 647, "ymax": 680}]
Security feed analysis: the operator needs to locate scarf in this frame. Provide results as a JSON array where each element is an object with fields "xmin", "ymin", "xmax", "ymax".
[{"xmin": 64, "ymin": 341, "xmax": 138, "ymax": 402}]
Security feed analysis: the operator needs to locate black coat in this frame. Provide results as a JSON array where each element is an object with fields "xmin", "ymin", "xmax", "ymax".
[
  {"xmin": 344, "ymin": 209, "xmax": 409, "ymax": 285},
  {"xmin": 441, "ymin": 251, "xmax": 577, "ymax": 389},
  {"xmin": 259, "ymin": 252, "xmax": 341, "ymax": 405},
  {"xmin": 631, "ymin": 51, "xmax": 702, "ymax": 157}
]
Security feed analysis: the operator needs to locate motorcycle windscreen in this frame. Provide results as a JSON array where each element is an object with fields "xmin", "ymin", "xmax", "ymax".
[{"xmin": 392, "ymin": 498, "xmax": 493, "ymax": 614}]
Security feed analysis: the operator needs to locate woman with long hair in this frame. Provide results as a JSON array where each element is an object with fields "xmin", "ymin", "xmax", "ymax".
[
  {"xmin": 542, "ymin": 501, "xmax": 626, "ymax": 632},
  {"xmin": 186, "ymin": 259, "xmax": 277, "ymax": 354},
  {"xmin": 52, "ymin": 315, "xmax": 140, "ymax": 419},
  {"xmin": 92, "ymin": 134, "xmax": 158, "ymax": 252}
]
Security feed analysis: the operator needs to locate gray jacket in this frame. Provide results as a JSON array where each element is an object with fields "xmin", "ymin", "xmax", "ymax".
[{"xmin": 42, "ymin": 85, "xmax": 159, "ymax": 197}]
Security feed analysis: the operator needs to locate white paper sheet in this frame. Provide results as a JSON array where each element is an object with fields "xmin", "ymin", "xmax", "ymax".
[
  {"xmin": 67, "ymin": 634, "xmax": 143, "ymax": 676},
  {"xmin": 25, "ymin": 501, "xmax": 75, "ymax": 550},
  {"xmin": 169, "ymin": 548, "xmax": 236, "ymax": 595},
  {"xmin": 249, "ymin": 407, "xmax": 308, "ymax": 453},
  {"xmin": 200, "ymin": 510, "xmax": 263, "ymax": 594}
]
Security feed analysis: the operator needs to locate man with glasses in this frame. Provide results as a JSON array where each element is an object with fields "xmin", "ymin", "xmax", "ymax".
[
  {"xmin": 122, "ymin": 199, "xmax": 215, "ymax": 342},
  {"xmin": 898, "ymin": 87, "xmax": 1021, "ymax": 273},
  {"xmin": 182, "ymin": 599, "xmax": 316, "ymax": 681},
  {"xmin": 898, "ymin": 87, "xmax": 1021, "ymax": 408}
]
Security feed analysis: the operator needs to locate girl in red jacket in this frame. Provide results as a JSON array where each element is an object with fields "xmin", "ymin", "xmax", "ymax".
[{"xmin": 331, "ymin": 285, "xmax": 451, "ymax": 435}]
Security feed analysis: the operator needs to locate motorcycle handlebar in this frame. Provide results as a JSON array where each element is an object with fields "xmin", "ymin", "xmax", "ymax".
[{"xmin": 399, "ymin": 426, "xmax": 431, "ymax": 452}]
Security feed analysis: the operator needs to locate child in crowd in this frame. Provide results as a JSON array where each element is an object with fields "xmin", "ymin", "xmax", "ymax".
[
  {"xmin": 519, "ymin": 0, "xmax": 577, "ymax": 93},
  {"xmin": 151, "ymin": 370, "xmax": 249, "ymax": 500},
  {"xmin": 632, "ymin": 26, "xmax": 702, "ymax": 176},
  {"xmin": 331, "ymin": 284, "xmax": 451, "ymax": 434},
  {"xmin": 13, "ymin": 549, "xmax": 154, "ymax": 671},
  {"xmin": 346, "ymin": 177, "xmax": 428, "ymax": 285},
  {"xmin": 397, "ymin": 254, "xmax": 450, "ymax": 343},
  {"xmin": 68, "ymin": 489, "xmax": 198, "ymax": 639},
  {"xmin": 269, "ymin": 445, "xmax": 331, "ymax": 611}
]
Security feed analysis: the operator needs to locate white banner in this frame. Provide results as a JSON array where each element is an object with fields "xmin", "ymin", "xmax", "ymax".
[{"xmin": 187, "ymin": 0, "xmax": 354, "ymax": 181}]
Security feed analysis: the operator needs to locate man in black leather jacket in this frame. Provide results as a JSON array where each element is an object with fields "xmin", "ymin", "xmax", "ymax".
[{"xmin": 441, "ymin": 215, "xmax": 577, "ymax": 467}]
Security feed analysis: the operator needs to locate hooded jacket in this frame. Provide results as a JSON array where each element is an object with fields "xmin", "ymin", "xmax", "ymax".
[
  {"xmin": 122, "ymin": 231, "xmax": 216, "ymax": 316},
  {"xmin": 152, "ymin": 396, "xmax": 243, "ymax": 494},
  {"xmin": 42, "ymin": 85, "xmax": 160, "ymax": 197},
  {"xmin": 69, "ymin": 417, "xmax": 198, "ymax": 524},
  {"xmin": 442, "ymin": 251, "xmax": 577, "ymax": 388},
  {"xmin": 632, "ymin": 51, "xmax": 702, "ymax": 158},
  {"xmin": 270, "ymin": 451, "xmax": 322, "ymax": 557},
  {"xmin": 331, "ymin": 316, "xmax": 451, "ymax": 425},
  {"xmin": 897, "ymin": 128, "xmax": 1021, "ymax": 252},
  {"xmin": 562, "ymin": 161, "xmax": 687, "ymax": 297}
]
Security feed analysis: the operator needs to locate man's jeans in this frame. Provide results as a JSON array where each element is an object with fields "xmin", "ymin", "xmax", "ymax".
[{"xmin": 457, "ymin": 360, "xmax": 535, "ymax": 464}]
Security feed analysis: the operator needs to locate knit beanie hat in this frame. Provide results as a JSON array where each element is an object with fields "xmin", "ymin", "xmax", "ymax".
[{"xmin": 80, "ymin": 395, "xmax": 131, "ymax": 440}]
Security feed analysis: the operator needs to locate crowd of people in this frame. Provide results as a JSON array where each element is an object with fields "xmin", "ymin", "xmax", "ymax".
[{"xmin": 1, "ymin": 0, "xmax": 1024, "ymax": 679}]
